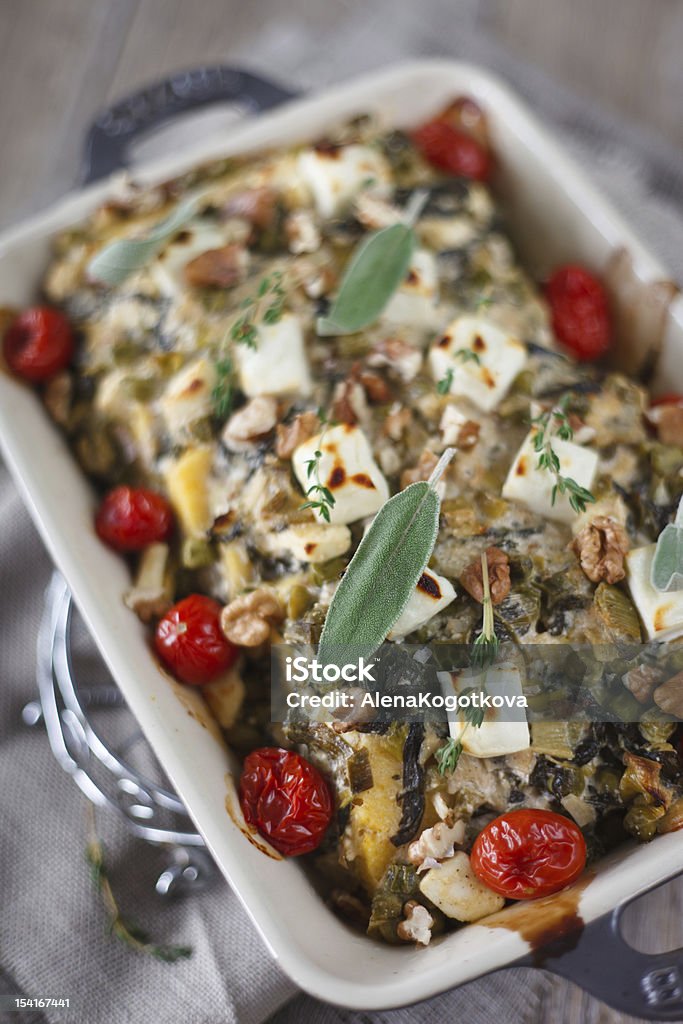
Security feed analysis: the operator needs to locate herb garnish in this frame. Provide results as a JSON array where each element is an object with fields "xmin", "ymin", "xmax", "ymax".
[
  {"xmin": 531, "ymin": 396, "xmax": 596, "ymax": 514},
  {"xmin": 209, "ymin": 271, "xmax": 286, "ymax": 419},
  {"xmin": 86, "ymin": 810, "xmax": 192, "ymax": 963},
  {"xmin": 436, "ymin": 551, "xmax": 497, "ymax": 775},
  {"xmin": 435, "ymin": 689, "xmax": 487, "ymax": 775},
  {"xmin": 472, "ymin": 552, "xmax": 500, "ymax": 669},
  {"xmin": 317, "ymin": 447, "xmax": 454, "ymax": 664},
  {"xmin": 87, "ymin": 195, "xmax": 201, "ymax": 287},
  {"xmin": 209, "ymin": 272, "xmax": 286, "ymax": 418},
  {"xmin": 651, "ymin": 494, "xmax": 683, "ymax": 591},
  {"xmin": 300, "ymin": 410, "xmax": 336, "ymax": 523},
  {"xmin": 212, "ymin": 355, "xmax": 235, "ymax": 420},
  {"xmin": 435, "ymin": 736, "xmax": 462, "ymax": 775},
  {"xmin": 436, "ymin": 350, "xmax": 482, "ymax": 395},
  {"xmin": 317, "ymin": 190, "xmax": 429, "ymax": 337},
  {"xmin": 232, "ymin": 271, "xmax": 286, "ymax": 349}
]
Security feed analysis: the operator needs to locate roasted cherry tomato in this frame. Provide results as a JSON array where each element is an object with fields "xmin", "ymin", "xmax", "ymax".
[
  {"xmin": 471, "ymin": 808, "xmax": 587, "ymax": 900},
  {"xmin": 155, "ymin": 594, "xmax": 237, "ymax": 686},
  {"xmin": 439, "ymin": 96, "xmax": 489, "ymax": 148},
  {"xmin": 95, "ymin": 485, "xmax": 173, "ymax": 551},
  {"xmin": 546, "ymin": 264, "xmax": 611, "ymax": 362},
  {"xmin": 239, "ymin": 747, "xmax": 334, "ymax": 857},
  {"xmin": 412, "ymin": 119, "xmax": 491, "ymax": 181},
  {"xmin": 3, "ymin": 306, "xmax": 74, "ymax": 382},
  {"xmin": 650, "ymin": 393, "xmax": 683, "ymax": 408}
]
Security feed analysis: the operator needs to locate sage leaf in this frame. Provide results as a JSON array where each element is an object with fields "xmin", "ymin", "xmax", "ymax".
[
  {"xmin": 87, "ymin": 195, "xmax": 201, "ymax": 286},
  {"xmin": 651, "ymin": 496, "xmax": 683, "ymax": 591},
  {"xmin": 316, "ymin": 223, "xmax": 415, "ymax": 336},
  {"xmin": 318, "ymin": 449, "xmax": 454, "ymax": 663},
  {"xmin": 316, "ymin": 190, "xmax": 429, "ymax": 337}
]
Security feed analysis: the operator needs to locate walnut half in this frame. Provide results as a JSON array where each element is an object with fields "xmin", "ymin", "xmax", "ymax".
[
  {"xmin": 222, "ymin": 396, "xmax": 277, "ymax": 452},
  {"xmin": 622, "ymin": 664, "xmax": 665, "ymax": 704},
  {"xmin": 654, "ymin": 672, "xmax": 683, "ymax": 719},
  {"xmin": 572, "ymin": 515, "xmax": 629, "ymax": 584},
  {"xmin": 220, "ymin": 589, "xmax": 284, "ymax": 647},
  {"xmin": 459, "ymin": 546, "xmax": 511, "ymax": 605},
  {"xmin": 400, "ymin": 450, "xmax": 439, "ymax": 490},
  {"xmin": 396, "ymin": 901, "xmax": 433, "ymax": 946},
  {"xmin": 184, "ymin": 244, "xmax": 247, "ymax": 289},
  {"xmin": 654, "ymin": 405, "xmax": 683, "ymax": 448},
  {"xmin": 275, "ymin": 411, "xmax": 320, "ymax": 460}
]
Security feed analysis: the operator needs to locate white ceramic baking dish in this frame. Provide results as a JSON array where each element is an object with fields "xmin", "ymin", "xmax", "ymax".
[{"xmin": 2, "ymin": 60, "xmax": 683, "ymax": 1017}]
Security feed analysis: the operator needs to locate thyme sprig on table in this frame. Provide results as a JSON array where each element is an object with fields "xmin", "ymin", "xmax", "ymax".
[
  {"xmin": 437, "ymin": 551, "xmax": 497, "ymax": 775},
  {"xmin": 436, "ymin": 349, "xmax": 482, "ymax": 395},
  {"xmin": 85, "ymin": 809, "xmax": 192, "ymax": 963},
  {"xmin": 299, "ymin": 410, "xmax": 337, "ymax": 523},
  {"xmin": 531, "ymin": 395, "xmax": 596, "ymax": 514},
  {"xmin": 231, "ymin": 270, "xmax": 286, "ymax": 349}
]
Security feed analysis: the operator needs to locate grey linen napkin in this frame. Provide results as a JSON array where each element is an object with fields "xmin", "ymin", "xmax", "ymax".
[{"xmin": 2, "ymin": 9, "xmax": 683, "ymax": 1024}]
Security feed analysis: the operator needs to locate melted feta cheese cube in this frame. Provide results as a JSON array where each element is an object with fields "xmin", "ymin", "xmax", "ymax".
[
  {"xmin": 429, "ymin": 316, "xmax": 527, "ymax": 412},
  {"xmin": 202, "ymin": 667, "xmax": 245, "ymax": 729},
  {"xmin": 440, "ymin": 404, "xmax": 469, "ymax": 447},
  {"xmin": 419, "ymin": 852, "xmax": 504, "ymax": 921},
  {"xmin": 261, "ymin": 523, "xmax": 352, "ymax": 564},
  {"xmin": 150, "ymin": 218, "xmax": 233, "ymax": 297},
  {"xmin": 292, "ymin": 424, "xmax": 389, "ymax": 525},
  {"xmin": 627, "ymin": 544, "xmax": 683, "ymax": 641},
  {"xmin": 297, "ymin": 144, "xmax": 391, "ymax": 219},
  {"xmin": 159, "ymin": 357, "xmax": 217, "ymax": 441},
  {"xmin": 381, "ymin": 249, "xmax": 440, "ymax": 329},
  {"xmin": 387, "ymin": 569, "xmax": 456, "ymax": 640},
  {"xmin": 417, "ymin": 215, "xmax": 478, "ymax": 252},
  {"xmin": 237, "ymin": 314, "xmax": 312, "ymax": 398},
  {"xmin": 95, "ymin": 368, "xmax": 132, "ymax": 418},
  {"xmin": 502, "ymin": 429, "xmax": 599, "ymax": 524},
  {"xmin": 440, "ymin": 665, "xmax": 530, "ymax": 758}
]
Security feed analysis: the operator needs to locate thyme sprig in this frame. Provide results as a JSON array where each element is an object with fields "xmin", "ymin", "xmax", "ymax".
[
  {"xmin": 471, "ymin": 551, "xmax": 500, "ymax": 670},
  {"xmin": 435, "ymin": 736, "xmax": 462, "ymax": 774},
  {"xmin": 436, "ymin": 349, "xmax": 482, "ymax": 395},
  {"xmin": 85, "ymin": 809, "xmax": 192, "ymax": 963},
  {"xmin": 436, "ymin": 690, "xmax": 486, "ymax": 775},
  {"xmin": 531, "ymin": 395, "xmax": 596, "ymax": 514},
  {"xmin": 210, "ymin": 270, "xmax": 287, "ymax": 419},
  {"xmin": 212, "ymin": 355, "xmax": 235, "ymax": 420},
  {"xmin": 437, "ymin": 552, "xmax": 497, "ymax": 774},
  {"xmin": 231, "ymin": 270, "xmax": 286, "ymax": 349},
  {"xmin": 299, "ymin": 410, "xmax": 336, "ymax": 522}
]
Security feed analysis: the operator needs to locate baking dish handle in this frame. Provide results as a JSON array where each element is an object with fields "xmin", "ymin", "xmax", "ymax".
[
  {"xmin": 516, "ymin": 881, "xmax": 683, "ymax": 1020},
  {"xmin": 81, "ymin": 66, "xmax": 296, "ymax": 184}
]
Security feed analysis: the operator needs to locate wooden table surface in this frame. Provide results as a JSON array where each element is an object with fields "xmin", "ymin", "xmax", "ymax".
[{"xmin": 1, "ymin": 2, "xmax": 682, "ymax": 1022}]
